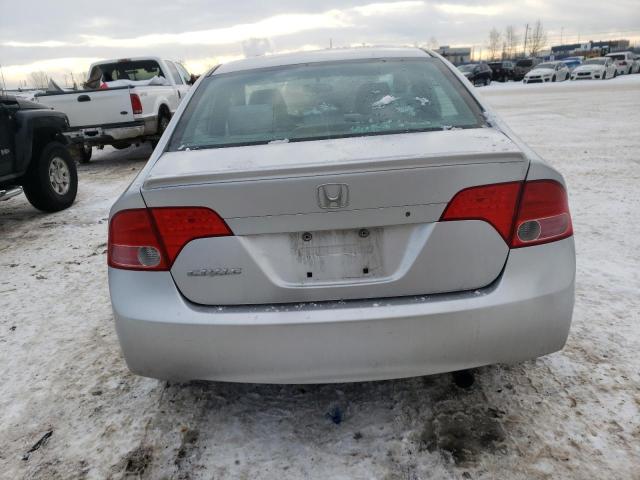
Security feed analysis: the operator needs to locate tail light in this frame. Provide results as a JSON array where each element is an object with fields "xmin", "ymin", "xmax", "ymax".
[
  {"xmin": 108, "ymin": 207, "xmax": 232, "ymax": 271},
  {"xmin": 441, "ymin": 179, "xmax": 572, "ymax": 248},
  {"xmin": 620, "ymin": 61, "xmax": 627, "ymax": 66},
  {"xmin": 130, "ymin": 93, "xmax": 143, "ymax": 115},
  {"xmin": 511, "ymin": 180, "xmax": 573, "ymax": 247},
  {"xmin": 440, "ymin": 182, "xmax": 521, "ymax": 243}
]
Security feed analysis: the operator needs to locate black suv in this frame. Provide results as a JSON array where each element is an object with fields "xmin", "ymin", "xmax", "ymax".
[
  {"xmin": 457, "ymin": 63, "xmax": 493, "ymax": 86},
  {"xmin": 1, "ymin": 95, "xmax": 78, "ymax": 211},
  {"xmin": 514, "ymin": 58, "xmax": 541, "ymax": 81},
  {"xmin": 488, "ymin": 61, "xmax": 515, "ymax": 82}
]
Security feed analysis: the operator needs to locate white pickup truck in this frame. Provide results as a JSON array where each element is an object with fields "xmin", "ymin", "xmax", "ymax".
[{"xmin": 35, "ymin": 57, "xmax": 193, "ymax": 161}]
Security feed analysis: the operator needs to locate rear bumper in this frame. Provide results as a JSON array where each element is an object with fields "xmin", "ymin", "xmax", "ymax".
[
  {"xmin": 67, "ymin": 121, "xmax": 145, "ymax": 144},
  {"xmin": 109, "ymin": 238, "xmax": 575, "ymax": 383}
]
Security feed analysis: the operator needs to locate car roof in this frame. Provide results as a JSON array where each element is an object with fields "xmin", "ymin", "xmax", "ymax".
[{"xmin": 214, "ymin": 47, "xmax": 433, "ymax": 74}]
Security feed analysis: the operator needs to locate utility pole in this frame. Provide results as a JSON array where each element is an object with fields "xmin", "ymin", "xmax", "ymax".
[
  {"xmin": 329, "ymin": 38, "xmax": 333, "ymax": 49},
  {"xmin": 0, "ymin": 64, "xmax": 7, "ymax": 93},
  {"xmin": 523, "ymin": 23, "xmax": 530, "ymax": 57},
  {"xmin": 560, "ymin": 26, "xmax": 564, "ymax": 45}
]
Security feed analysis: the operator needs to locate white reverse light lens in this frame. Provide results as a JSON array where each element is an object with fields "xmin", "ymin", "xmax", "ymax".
[
  {"xmin": 517, "ymin": 220, "xmax": 541, "ymax": 242},
  {"xmin": 137, "ymin": 246, "xmax": 162, "ymax": 267}
]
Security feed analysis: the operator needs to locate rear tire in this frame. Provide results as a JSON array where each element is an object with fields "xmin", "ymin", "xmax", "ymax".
[
  {"xmin": 112, "ymin": 142, "xmax": 131, "ymax": 150},
  {"xmin": 23, "ymin": 142, "xmax": 77, "ymax": 212},
  {"xmin": 552, "ymin": 75, "xmax": 556, "ymax": 82},
  {"xmin": 151, "ymin": 109, "xmax": 171, "ymax": 149},
  {"xmin": 79, "ymin": 144, "xmax": 92, "ymax": 164},
  {"xmin": 452, "ymin": 369, "xmax": 475, "ymax": 389},
  {"xmin": 157, "ymin": 109, "xmax": 170, "ymax": 136}
]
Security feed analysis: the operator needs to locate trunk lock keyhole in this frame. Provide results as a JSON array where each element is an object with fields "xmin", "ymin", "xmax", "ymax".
[
  {"xmin": 359, "ymin": 228, "xmax": 370, "ymax": 238},
  {"xmin": 302, "ymin": 232, "xmax": 313, "ymax": 242}
]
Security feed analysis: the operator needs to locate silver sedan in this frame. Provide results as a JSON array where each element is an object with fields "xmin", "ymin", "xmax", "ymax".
[{"xmin": 108, "ymin": 47, "xmax": 575, "ymax": 383}]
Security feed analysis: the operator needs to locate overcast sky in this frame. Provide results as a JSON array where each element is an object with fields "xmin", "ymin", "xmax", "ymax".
[{"xmin": 1, "ymin": 0, "xmax": 639, "ymax": 87}]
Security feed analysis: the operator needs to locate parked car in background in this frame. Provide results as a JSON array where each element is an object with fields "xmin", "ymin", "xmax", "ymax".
[
  {"xmin": 488, "ymin": 61, "xmax": 515, "ymax": 82},
  {"xmin": 571, "ymin": 57, "xmax": 617, "ymax": 80},
  {"xmin": 514, "ymin": 58, "xmax": 541, "ymax": 80},
  {"xmin": 561, "ymin": 57, "xmax": 583, "ymax": 71},
  {"xmin": 523, "ymin": 61, "xmax": 570, "ymax": 83},
  {"xmin": 36, "ymin": 57, "xmax": 193, "ymax": 162},
  {"xmin": 0, "ymin": 95, "xmax": 77, "ymax": 211},
  {"xmin": 457, "ymin": 63, "xmax": 493, "ymax": 86},
  {"xmin": 606, "ymin": 51, "xmax": 639, "ymax": 75},
  {"xmin": 108, "ymin": 47, "xmax": 575, "ymax": 383}
]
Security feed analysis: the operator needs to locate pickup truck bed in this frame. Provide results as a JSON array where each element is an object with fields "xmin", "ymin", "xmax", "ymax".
[{"xmin": 35, "ymin": 57, "xmax": 191, "ymax": 152}]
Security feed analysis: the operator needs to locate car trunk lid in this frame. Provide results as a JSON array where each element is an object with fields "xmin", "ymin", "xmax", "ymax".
[{"xmin": 141, "ymin": 128, "xmax": 528, "ymax": 305}]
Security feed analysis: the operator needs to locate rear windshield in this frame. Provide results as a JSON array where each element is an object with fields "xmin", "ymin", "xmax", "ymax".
[
  {"xmin": 90, "ymin": 60, "xmax": 164, "ymax": 82},
  {"xmin": 168, "ymin": 58, "xmax": 485, "ymax": 151},
  {"xmin": 607, "ymin": 54, "xmax": 625, "ymax": 61}
]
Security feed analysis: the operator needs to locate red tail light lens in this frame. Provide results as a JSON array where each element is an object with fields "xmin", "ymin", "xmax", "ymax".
[
  {"xmin": 440, "ymin": 179, "xmax": 572, "ymax": 248},
  {"xmin": 440, "ymin": 182, "xmax": 522, "ymax": 242},
  {"xmin": 108, "ymin": 207, "xmax": 232, "ymax": 271},
  {"xmin": 511, "ymin": 180, "xmax": 572, "ymax": 248},
  {"xmin": 149, "ymin": 207, "xmax": 232, "ymax": 263},
  {"xmin": 130, "ymin": 93, "xmax": 143, "ymax": 114},
  {"xmin": 108, "ymin": 209, "xmax": 167, "ymax": 270}
]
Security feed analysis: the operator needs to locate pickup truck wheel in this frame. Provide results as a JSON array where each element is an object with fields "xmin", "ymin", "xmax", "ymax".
[
  {"xmin": 79, "ymin": 144, "xmax": 92, "ymax": 163},
  {"xmin": 151, "ymin": 110, "xmax": 170, "ymax": 149},
  {"xmin": 23, "ymin": 142, "xmax": 78, "ymax": 212},
  {"xmin": 157, "ymin": 110, "xmax": 170, "ymax": 136},
  {"xmin": 112, "ymin": 142, "xmax": 131, "ymax": 150}
]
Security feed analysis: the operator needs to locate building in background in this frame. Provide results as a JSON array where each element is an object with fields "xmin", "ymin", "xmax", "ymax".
[
  {"xmin": 436, "ymin": 46, "xmax": 471, "ymax": 65},
  {"xmin": 551, "ymin": 39, "xmax": 630, "ymax": 59}
]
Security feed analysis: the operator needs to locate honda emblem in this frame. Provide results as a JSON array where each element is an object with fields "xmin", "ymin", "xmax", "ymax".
[{"xmin": 317, "ymin": 183, "xmax": 349, "ymax": 209}]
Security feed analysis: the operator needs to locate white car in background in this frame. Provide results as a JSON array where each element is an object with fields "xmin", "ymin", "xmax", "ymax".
[
  {"xmin": 523, "ymin": 61, "xmax": 570, "ymax": 84},
  {"xmin": 605, "ymin": 51, "xmax": 639, "ymax": 75},
  {"xmin": 571, "ymin": 57, "xmax": 617, "ymax": 80}
]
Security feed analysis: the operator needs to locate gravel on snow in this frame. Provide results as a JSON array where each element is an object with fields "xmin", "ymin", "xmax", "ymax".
[{"xmin": 1, "ymin": 76, "xmax": 639, "ymax": 480}]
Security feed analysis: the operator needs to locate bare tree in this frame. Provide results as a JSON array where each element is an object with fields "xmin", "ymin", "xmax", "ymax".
[
  {"xmin": 528, "ymin": 20, "xmax": 547, "ymax": 57},
  {"xmin": 427, "ymin": 36, "xmax": 439, "ymax": 50},
  {"xmin": 488, "ymin": 28, "xmax": 502, "ymax": 60},
  {"xmin": 504, "ymin": 25, "xmax": 519, "ymax": 59},
  {"xmin": 29, "ymin": 71, "xmax": 49, "ymax": 89}
]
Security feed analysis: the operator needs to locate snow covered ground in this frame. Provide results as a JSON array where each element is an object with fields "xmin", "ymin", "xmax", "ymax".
[{"xmin": 1, "ymin": 76, "xmax": 639, "ymax": 479}]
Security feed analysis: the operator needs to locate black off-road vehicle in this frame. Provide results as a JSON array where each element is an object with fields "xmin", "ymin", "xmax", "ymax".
[{"xmin": 0, "ymin": 95, "xmax": 78, "ymax": 212}]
